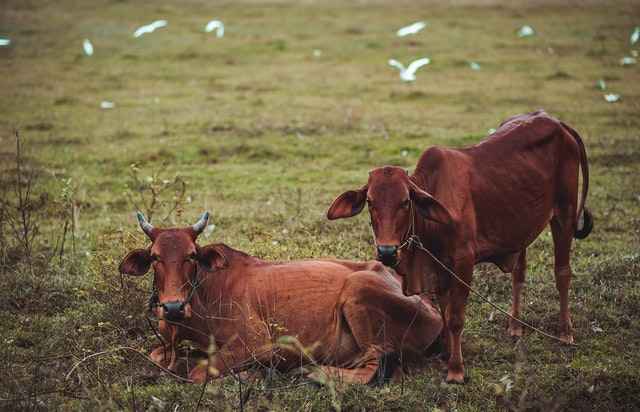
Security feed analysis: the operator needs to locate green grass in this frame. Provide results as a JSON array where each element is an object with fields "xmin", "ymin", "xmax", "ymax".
[{"xmin": 1, "ymin": 0, "xmax": 639, "ymax": 410}]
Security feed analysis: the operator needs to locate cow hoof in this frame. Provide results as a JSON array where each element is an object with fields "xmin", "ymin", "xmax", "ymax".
[
  {"xmin": 149, "ymin": 347, "xmax": 170, "ymax": 367},
  {"xmin": 445, "ymin": 370, "xmax": 465, "ymax": 384},
  {"xmin": 560, "ymin": 334, "xmax": 574, "ymax": 345},
  {"xmin": 508, "ymin": 322, "xmax": 523, "ymax": 338},
  {"xmin": 370, "ymin": 353, "xmax": 399, "ymax": 386},
  {"xmin": 188, "ymin": 365, "xmax": 209, "ymax": 383}
]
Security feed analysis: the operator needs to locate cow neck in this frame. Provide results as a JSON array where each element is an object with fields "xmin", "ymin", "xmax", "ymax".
[{"xmin": 396, "ymin": 200, "xmax": 451, "ymax": 270}]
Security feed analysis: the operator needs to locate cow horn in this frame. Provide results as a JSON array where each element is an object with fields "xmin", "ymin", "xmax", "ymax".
[
  {"xmin": 192, "ymin": 211, "xmax": 210, "ymax": 235},
  {"xmin": 136, "ymin": 211, "xmax": 154, "ymax": 238}
]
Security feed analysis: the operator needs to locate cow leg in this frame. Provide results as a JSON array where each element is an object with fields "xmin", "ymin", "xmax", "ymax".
[
  {"xmin": 319, "ymin": 272, "xmax": 443, "ymax": 385},
  {"xmin": 508, "ymin": 250, "xmax": 527, "ymax": 337},
  {"xmin": 445, "ymin": 260, "xmax": 473, "ymax": 384},
  {"xmin": 149, "ymin": 344, "xmax": 171, "ymax": 367},
  {"xmin": 550, "ymin": 216, "xmax": 574, "ymax": 344},
  {"xmin": 314, "ymin": 346, "xmax": 386, "ymax": 385},
  {"xmin": 187, "ymin": 337, "xmax": 258, "ymax": 383},
  {"xmin": 437, "ymin": 290, "xmax": 450, "ymax": 359}
]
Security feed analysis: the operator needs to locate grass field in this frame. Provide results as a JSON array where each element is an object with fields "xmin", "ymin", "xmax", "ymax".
[{"xmin": 1, "ymin": 0, "xmax": 639, "ymax": 410}]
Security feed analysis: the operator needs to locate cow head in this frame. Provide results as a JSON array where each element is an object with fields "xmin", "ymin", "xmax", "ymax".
[
  {"xmin": 119, "ymin": 211, "xmax": 226, "ymax": 322},
  {"xmin": 327, "ymin": 166, "xmax": 453, "ymax": 267}
]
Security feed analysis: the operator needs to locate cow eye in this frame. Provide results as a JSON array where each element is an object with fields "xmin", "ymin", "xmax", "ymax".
[
  {"xmin": 187, "ymin": 252, "xmax": 197, "ymax": 261},
  {"xmin": 366, "ymin": 199, "xmax": 374, "ymax": 209},
  {"xmin": 401, "ymin": 199, "xmax": 410, "ymax": 209}
]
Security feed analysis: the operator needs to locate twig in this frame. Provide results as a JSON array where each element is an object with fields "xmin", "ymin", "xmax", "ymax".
[
  {"xmin": 194, "ymin": 377, "xmax": 208, "ymax": 412},
  {"xmin": 129, "ymin": 377, "xmax": 137, "ymax": 412},
  {"xmin": 65, "ymin": 346, "xmax": 193, "ymax": 383}
]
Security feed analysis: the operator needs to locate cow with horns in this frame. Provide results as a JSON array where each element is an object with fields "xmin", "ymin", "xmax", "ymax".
[
  {"xmin": 119, "ymin": 212, "xmax": 443, "ymax": 383},
  {"xmin": 327, "ymin": 110, "xmax": 593, "ymax": 383}
]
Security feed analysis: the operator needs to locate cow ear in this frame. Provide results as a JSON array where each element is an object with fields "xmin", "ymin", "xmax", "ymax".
[
  {"xmin": 197, "ymin": 244, "xmax": 228, "ymax": 271},
  {"xmin": 327, "ymin": 186, "xmax": 368, "ymax": 220},
  {"xmin": 119, "ymin": 249, "xmax": 152, "ymax": 276},
  {"xmin": 409, "ymin": 182, "xmax": 453, "ymax": 226}
]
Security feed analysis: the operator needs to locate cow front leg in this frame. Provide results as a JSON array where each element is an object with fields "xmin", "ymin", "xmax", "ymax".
[
  {"xmin": 149, "ymin": 344, "xmax": 171, "ymax": 367},
  {"xmin": 189, "ymin": 337, "xmax": 257, "ymax": 383},
  {"xmin": 508, "ymin": 250, "xmax": 527, "ymax": 337},
  {"xmin": 445, "ymin": 262, "xmax": 472, "ymax": 384},
  {"xmin": 436, "ymin": 290, "xmax": 450, "ymax": 359}
]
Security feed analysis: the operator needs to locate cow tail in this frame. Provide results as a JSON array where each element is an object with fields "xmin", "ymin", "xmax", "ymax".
[{"xmin": 561, "ymin": 121, "xmax": 593, "ymax": 239}]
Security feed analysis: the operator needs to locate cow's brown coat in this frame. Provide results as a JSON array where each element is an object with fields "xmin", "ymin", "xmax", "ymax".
[
  {"xmin": 327, "ymin": 110, "xmax": 593, "ymax": 383},
  {"xmin": 119, "ymin": 225, "xmax": 443, "ymax": 384}
]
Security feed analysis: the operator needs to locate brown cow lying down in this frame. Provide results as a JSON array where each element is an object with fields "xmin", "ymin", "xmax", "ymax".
[
  {"xmin": 119, "ymin": 212, "xmax": 443, "ymax": 384},
  {"xmin": 327, "ymin": 110, "xmax": 593, "ymax": 383}
]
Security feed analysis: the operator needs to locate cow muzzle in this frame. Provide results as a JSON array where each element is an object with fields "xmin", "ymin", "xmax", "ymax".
[
  {"xmin": 377, "ymin": 245, "xmax": 398, "ymax": 267},
  {"xmin": 160, "ymin": 301, "xmax": 192, "ymax": 322}
]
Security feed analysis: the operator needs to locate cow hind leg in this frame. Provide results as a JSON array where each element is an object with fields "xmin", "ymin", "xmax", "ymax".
[
  {"xmin": 314, "ymin": 346, "xmax": 391, "ymax": 385},
  {"xmin": 550, "ymin": 214, "xmax": 575, "ymax": 344},
  {"xmin": 321, "ymin": 275, "xmax": 442, "ymax": 385},
  {"xmin": 508, "ymin": 250, "xmax": 527, "ymax": 338}
]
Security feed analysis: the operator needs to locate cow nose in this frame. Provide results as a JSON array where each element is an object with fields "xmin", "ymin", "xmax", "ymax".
[
  {"xmin": 377, "ymin": 245, "xmax": 398, "ymax": 267},
  {"xmin": 162, "ymin": 301, "xmax": 186, "ymax": 322}
]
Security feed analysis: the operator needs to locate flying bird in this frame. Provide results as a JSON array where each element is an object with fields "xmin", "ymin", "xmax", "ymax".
[
  {"xmin": 388, "ymin": 57, "xmax": 430, "ymax": 82},
  {"xmin": 396, "ymin": 21, "xmax": 427, "ymax": 37},
  {"xmin": 205, "ymin": 20, "xmax": 224, "ymax": 37},
  {"xmin": 133, "ymin": 20, "xmax": 168, "ymax": 38},
  {"xmin": 0, "ymin": 37, "xmax": 10, "ymax": 47},
  {"xmin": 83, "ymin": 39, "xmax": 93, "ymax": 56}
]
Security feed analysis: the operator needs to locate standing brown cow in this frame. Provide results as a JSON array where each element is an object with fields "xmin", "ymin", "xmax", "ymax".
[
  {"xmin": 327, "ymin": 110, "xmax": 593, "ymax": 383},
  {"xmin": 119, "ymin": 212, "xmax": 443, "ymax": 383}
]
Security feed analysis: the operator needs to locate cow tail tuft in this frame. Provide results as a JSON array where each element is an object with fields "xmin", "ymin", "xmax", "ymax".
[{"xmin": 574, "ymin": 208, "xmax": 593, "ymax": 239}]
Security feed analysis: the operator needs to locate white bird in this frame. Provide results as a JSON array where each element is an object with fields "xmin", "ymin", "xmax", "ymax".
[
  {"xmin": 631, "ymin": 26, "xmax": 640, "ymax": 45},
  {"xmin": 517, "ymin": 25, "xmax": 535, "ymax": 38},
  {"xmin": 604, "ymin": 94, "xmax": 620, "ymax": 103},
  {"xmin": 388, "ymin": 57, "xmax": 430, "ymax": 82},
  {"xmin": 0, "ymin": 37, "xmax": 10, "ymax": 47},
  {"xmin": 204, "ymin": 20, "xmax": 224, "ymax": 37},
  {"xmin": 620, "ymin": 56, "xmax": 636, "ymax": 66},
  {"xmin": 396, "ymin": 21, "xmax": 427, "ymax": 37},
  {"xmin": 100, "ymin": 100, "xmax": 115, "ymax": 109},
  {"xmin": 469, "ymin": 61, "xmax": 481, "ymax": 70},
  {"xmin": 133, "ymin": 20, "xmax": 168, "ymax": 38},
  {"xmin": 83, "ymin": 39, "xmax": 93, "ymax": 56}
]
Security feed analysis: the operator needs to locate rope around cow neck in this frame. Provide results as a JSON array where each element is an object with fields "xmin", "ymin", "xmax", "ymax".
[{"xmin": 400, "ymin": 234, "xmax": 577, "ymax": 346}]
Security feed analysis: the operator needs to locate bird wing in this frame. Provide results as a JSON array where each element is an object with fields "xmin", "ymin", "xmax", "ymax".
[
  {"xmin": 397, "ymin": 21, "xmax": 426, "ymax": 37},
  {"xmin": 133, "ymin": 24, "xmax": 151, "ymax": 38},
  {"xmin": 388, "ymin": 59, "xmax": 405, "ymax": 71},
  {"xmin": 150, "ymin": 20, "xmax": 168, "ymax": 30},
  {"xmin": 205, "ymin": 20, "xmax": 221, "ymax": 32},
  {"xmin": 205, "ymin": 20, "xmax": 224, "ymax": 37},
  {"xmin": 406, "ymin": 58, "xmax": 430, "ymax": 75}
]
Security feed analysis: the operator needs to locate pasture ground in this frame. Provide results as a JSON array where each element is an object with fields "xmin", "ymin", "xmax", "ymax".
[{"xmin": 1, "ymin": 0, "xmax": 639, "ymax": 410}]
